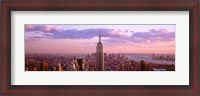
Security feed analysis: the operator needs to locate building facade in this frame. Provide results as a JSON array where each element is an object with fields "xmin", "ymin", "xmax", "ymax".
[{"xmin": 96, "ymin": 33, "xmax": 104, "ymax": 71}]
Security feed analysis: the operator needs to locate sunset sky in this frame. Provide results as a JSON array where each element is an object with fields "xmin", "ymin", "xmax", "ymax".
[{"xmin": 25, "ymin": 24, "xmax": 175, "ymax": 54}]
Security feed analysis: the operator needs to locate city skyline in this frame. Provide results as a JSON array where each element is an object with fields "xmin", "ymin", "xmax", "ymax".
[{"xmin": 25, "ymin": 24, "xmax": 175, "ymax": 54}]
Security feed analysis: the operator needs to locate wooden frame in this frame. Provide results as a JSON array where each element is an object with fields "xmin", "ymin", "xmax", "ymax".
[{"xmin": 0, "ymin": 0, "xmax": 199, "ymax": 95}]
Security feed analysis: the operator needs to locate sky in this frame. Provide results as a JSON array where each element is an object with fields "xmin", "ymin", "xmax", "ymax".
[{"xmin": 25, "ymin": 24, "xmax": 175, "ymax": 54}]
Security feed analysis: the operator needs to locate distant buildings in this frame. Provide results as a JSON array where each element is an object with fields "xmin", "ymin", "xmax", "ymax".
[
  {"xmin": 152, "ymin": 53, "xmax": 175, "ymax": 61},
  {"xmin": 96, "ymin": 33, "xmax": 104, "ymax": 71},
  {"xmin": 152, "ymin": 53, "xmax": 155, "ymax": 60}
]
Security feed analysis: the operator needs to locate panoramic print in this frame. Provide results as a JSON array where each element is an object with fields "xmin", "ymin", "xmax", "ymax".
[{"xmin": 25, "ymin": 24, "xmax": 175, "ymax": 71}]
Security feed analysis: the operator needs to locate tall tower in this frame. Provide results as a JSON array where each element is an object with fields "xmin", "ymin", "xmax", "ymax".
[{"xmin": 96, "ymin": 33, "xmax": 104, "ymax": 71}]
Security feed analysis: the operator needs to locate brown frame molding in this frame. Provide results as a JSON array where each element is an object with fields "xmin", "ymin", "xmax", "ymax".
[{"xmin": 1, "ymin": 0, "xmax": 199, "ymax": 96}]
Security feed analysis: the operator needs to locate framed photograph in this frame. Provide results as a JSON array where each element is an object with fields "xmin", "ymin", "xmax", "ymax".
[{"xmin": 1, "ymin": 0, "xmax": 199, "ymax": 95}]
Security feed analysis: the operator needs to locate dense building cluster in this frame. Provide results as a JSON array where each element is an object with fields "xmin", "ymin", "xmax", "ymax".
[
  {"xmin": 152, "ymin": 53, "xmax": 175, "ymax": 61},
  {"xmin": 25, "ymin": 53, "xmax": 175, "ymax": 71}
]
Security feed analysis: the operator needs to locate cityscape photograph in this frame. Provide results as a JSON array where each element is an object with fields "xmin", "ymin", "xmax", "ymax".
[{"xmin": 25, "ymin": 24, "xmax": 175, "ymax": 71}]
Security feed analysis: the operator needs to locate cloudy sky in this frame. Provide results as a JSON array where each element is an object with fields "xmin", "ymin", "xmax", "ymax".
[{"xmin": 25, "ymin": 24, "xmax": 175, "ymax": 54}]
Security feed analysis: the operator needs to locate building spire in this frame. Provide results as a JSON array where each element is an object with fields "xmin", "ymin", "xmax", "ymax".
[{"xmin": 99, "ymin": 32, "xmax": 101, "ymax": 42}]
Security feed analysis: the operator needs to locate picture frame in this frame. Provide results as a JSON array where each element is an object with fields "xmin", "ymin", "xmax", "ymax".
[{"xmin": 0, "ymin": 0, "xmax": 199, "ymax": 95}]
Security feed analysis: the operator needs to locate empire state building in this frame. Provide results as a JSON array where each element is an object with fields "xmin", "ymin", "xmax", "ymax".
[{"xmin": 96, "ymin": 33, "xmax": 104, "ymax": 71}]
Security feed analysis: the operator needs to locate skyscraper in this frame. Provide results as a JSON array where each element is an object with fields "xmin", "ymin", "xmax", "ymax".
[
  {"xmin": 96, "ymin": 33, "xmax": 104, "ymax": 71},
  {"xmin": 140, "ymin": 60, "xmax": 146, "ymax": 71}
]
